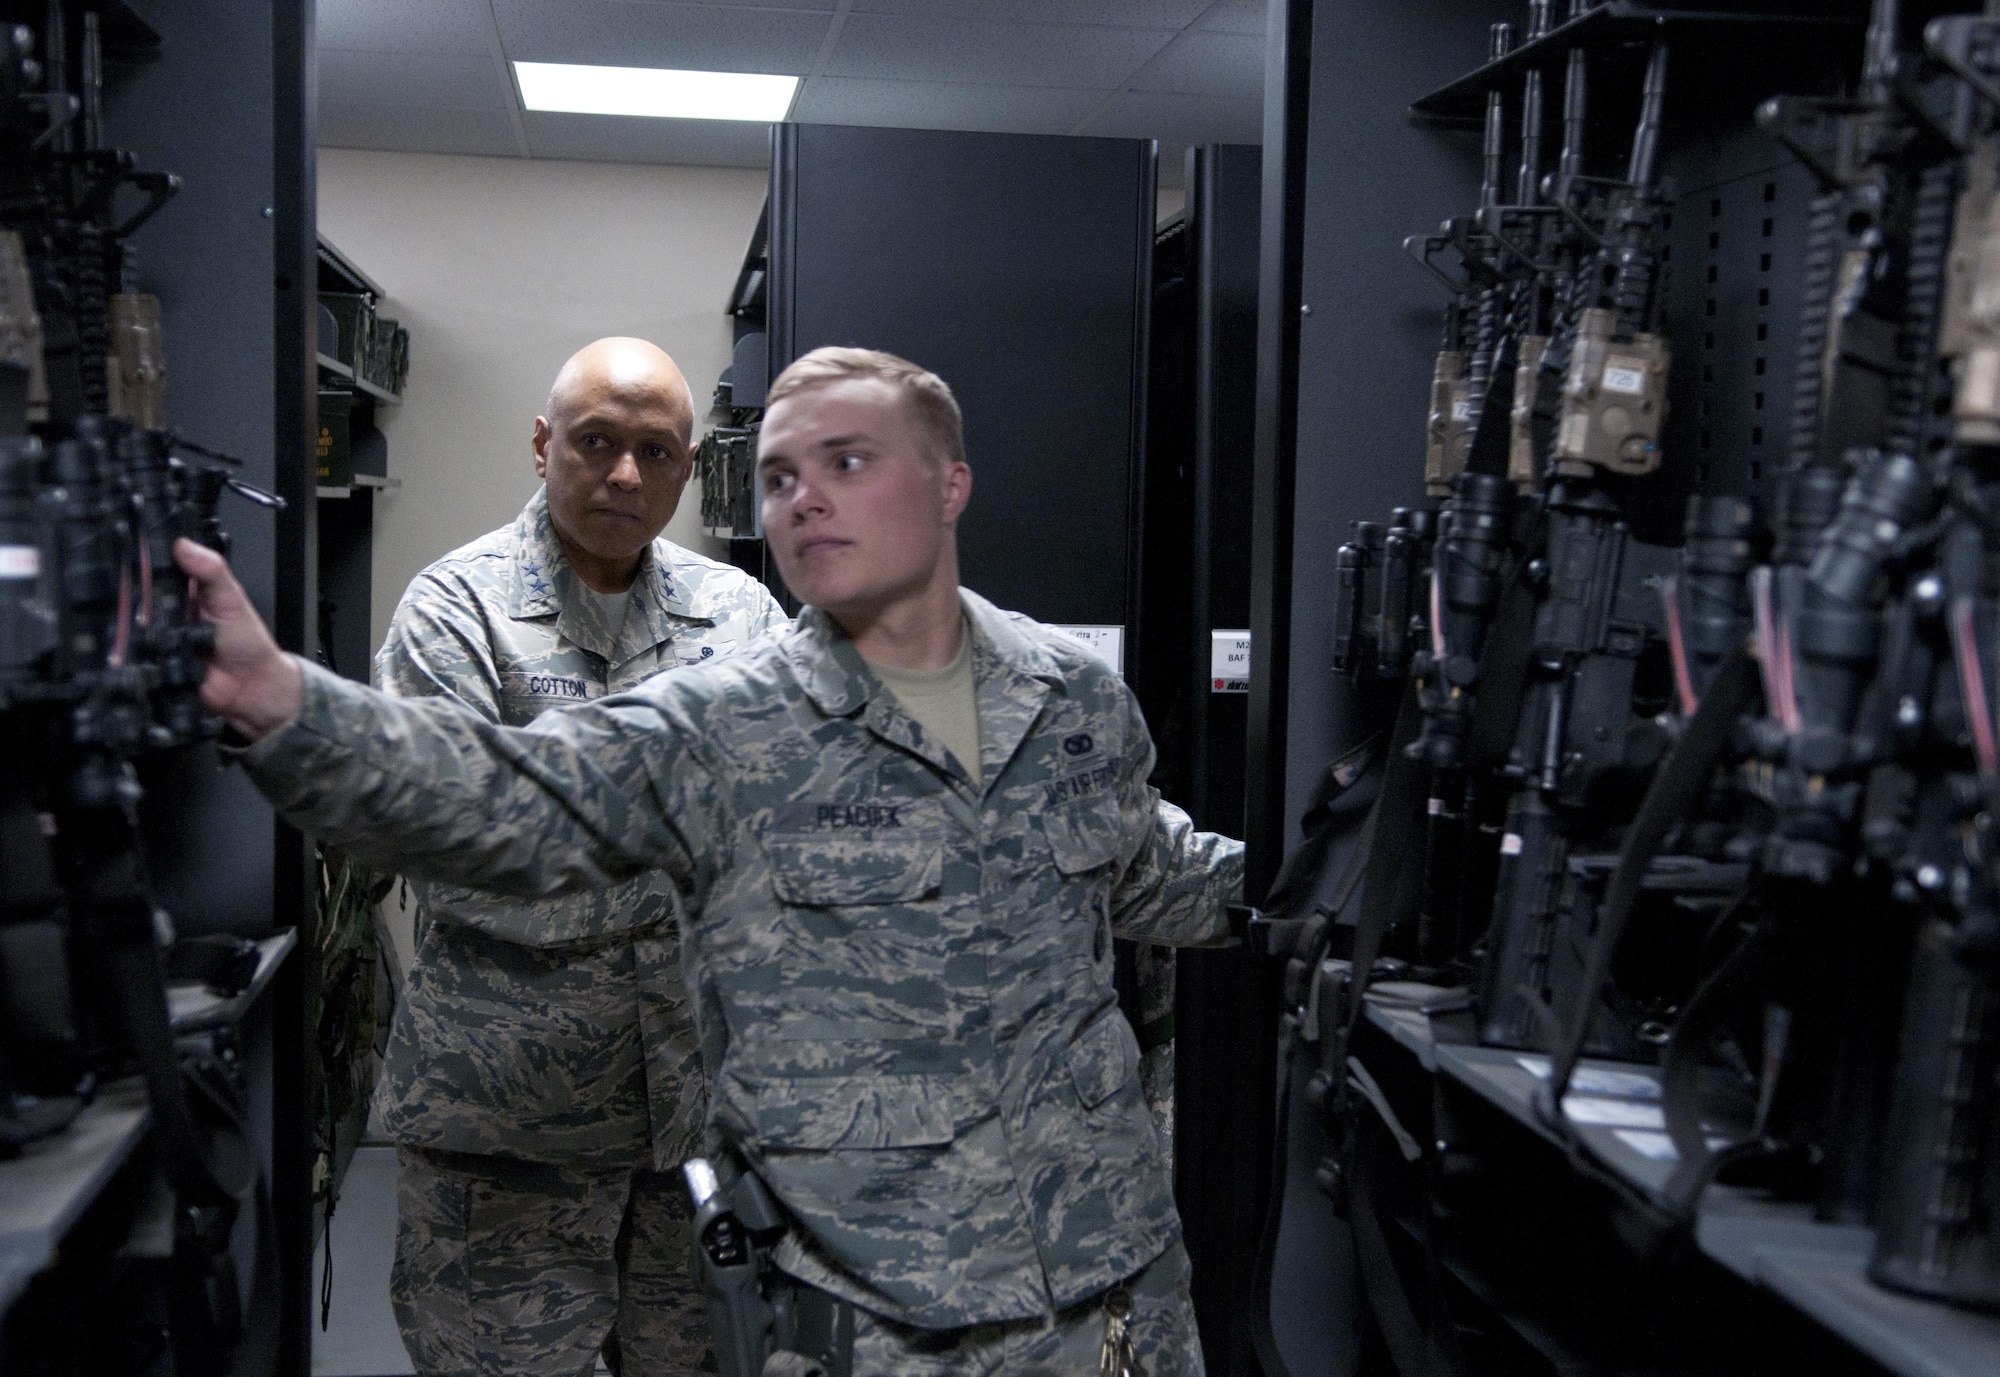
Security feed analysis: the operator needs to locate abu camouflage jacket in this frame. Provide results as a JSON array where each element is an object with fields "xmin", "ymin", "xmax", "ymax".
[
  {"xmin": 243, "ymin": 590, "xmax": 1242, "ymax": 1328},
  {"xmin": 373, "ymin": 487, "xmax": 788, "ymax": 1167}
]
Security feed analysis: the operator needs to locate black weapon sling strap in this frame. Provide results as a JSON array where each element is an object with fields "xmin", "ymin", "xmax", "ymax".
[
  {"xmin": 1321, "ymin": 578, "xmax": 1536, "ymax": 1377},
  {"xmin": 71, "ymin": 824, "xmax": 256, "ymax": 1206},
  {"xmin": 1657, "ymin": 905, "xmax": 1772, "ymax": 1215},
  {"xmin": 1251, "ymin": 675, "xmax": 1457, "ymax": 1377},
  {"xmin": 1249, "ymin": 528, "xmax": 1538, "ymax": 1377},
  {"xmin": 69, "ymin": 812, "xmax": 275, "ymax": 1374},
  {"xmin": 1538, "ymin": 644, "xmax": 1760, "ymax": 1228},
  {"xmin": 1342, "ymin": 556, "xmax": 1540, "ymax": 1051},
  {"xmin": 1247, "ymin": 721, "xmax": 1398, "ymax": 1377}
]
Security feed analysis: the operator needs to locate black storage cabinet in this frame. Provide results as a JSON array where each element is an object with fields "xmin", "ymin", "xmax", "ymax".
[{"xmin": 767, "ymin": 122, "xmax": 1153, "ymax": 633}]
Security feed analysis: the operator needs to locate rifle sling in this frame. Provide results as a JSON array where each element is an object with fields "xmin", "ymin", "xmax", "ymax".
[
  {"xmin": 1349, "ymin": 1101, "xmax": 1458, "ymax": 1377},
  {"xmin": 1343, "ymin": 683, "xmax": 1429, "ymax": 1046},
  {"xmin": 1249, "ymin": 726, "xmax": 1394, "ymax": 1377},
  {"xmin": 1659, "ymin": 914, "xmax": 1771, "ymax": 1215},
  {"xmin": 1545, "ymin": 643, "xmax": 1760, "ymax": 1111},
  {"xmin": 1340, "ymin": 554, "xmax": 1537, "ymax": 1050},
  {"xmin": 1465, "ymin": 571, "xmax": 1539, "ymax": 774}
]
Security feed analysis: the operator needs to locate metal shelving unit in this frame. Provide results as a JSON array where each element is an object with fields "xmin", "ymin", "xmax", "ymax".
[
  {"xmin": 316, "ymin": 234, "xmax": 404, "ymax": 413},
  {"xmin": 315, "ymin": 473, "xmax": 399, "ymax": 500},
  {"xmin": 165, "ymin": 931, "xmax": 299, "ymax": 1034},
  {"xmin": 310, "ymin": 235, "xmax": 406, "ymax": 685},
  {"xmin": 1408, "ymin": 2, "xmax": 1862, "ymax": 123},
  {"xmin": 0, "ymin": 1, "xmax": 321, "ymax": 1369},
  {"xmin": 315, "ymin": 350, "xmax": 401, "ymax": 407},
  {"xmin": 0, "ymin": 932, "xmax": 299, "ymax": 1317},
  {"xmin": 317, "ymin": 236, "xmax": 386, "ymax": 301},
  {"xmin": 0, "ymin": 1081, "xmax": 152, "ymax": 1314},
  {"xmin": 1357, "ymin": 993, "xmax": 2000, "ymax": 1377},
  {"xmin": 1255, "ymin": 3, "xmax": 1998, "ymax": 1374}
]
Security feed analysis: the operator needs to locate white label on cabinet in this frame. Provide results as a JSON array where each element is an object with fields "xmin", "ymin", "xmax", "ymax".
[{"xmin": 1210, "ymin": 630, "xmax": 1251, "ymax": 692}]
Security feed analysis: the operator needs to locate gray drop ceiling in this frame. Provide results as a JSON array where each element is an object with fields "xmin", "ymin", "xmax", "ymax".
[{"xmin": 317, "ymin": 0, "xmax": 1267, "ymax": 185}]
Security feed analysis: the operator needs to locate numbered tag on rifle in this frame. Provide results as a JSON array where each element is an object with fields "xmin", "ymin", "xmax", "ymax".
[{"xmin": 1555, "ymin": 307, "xmax": 1668, "ymax": 476}]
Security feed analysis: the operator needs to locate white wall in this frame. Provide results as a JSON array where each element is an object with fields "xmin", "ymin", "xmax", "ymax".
[{"xmin": 316, "ymin": 149, "xmax": 768, "ymax": 654}]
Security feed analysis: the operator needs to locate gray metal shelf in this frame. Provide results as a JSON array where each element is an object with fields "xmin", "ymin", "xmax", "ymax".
[
  {"xmin": 165, "ymin": 929, "xmax": 298, "ymax": 1034},
  {"xmin": 316, "ymin": 352, "xmax": 401, "ymax": 406},
  {"xmin": 349, "ymin": 372, "xmax": 401, "ymax": 406},
  {"xmin": 1407, "ymin": 2, "xmax": 1863, "ymax": 124},
  {"xmin": 1361, "ymin": 993, "xmax": 2000, "ymax": 1377},
  {"xmin": 317, "ymin": 474, "xmax": 401, "ymax": 501},
  {"xmin": 317, "ymin": 234, "xmax": 387, "ymax": 299},
  {"xmin": 0, "ymin": 1080, "xmax": 150, "ymax": 1312},
  {"xmin": 0, "ymin": 931, "xmax": 299, "ymax": 1316}
]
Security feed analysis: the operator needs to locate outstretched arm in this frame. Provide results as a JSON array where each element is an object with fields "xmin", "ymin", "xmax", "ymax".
[
  {"xmin": 174, "ymin": 539, "xmax": 715, "ymax": 903},
  {"xmin": 1106, "ymin": 685, "xmax": 1244, "ymax": 946}
]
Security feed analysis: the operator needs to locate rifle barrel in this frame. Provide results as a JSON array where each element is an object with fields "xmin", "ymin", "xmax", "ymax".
[
  {"xmin": 1559, "ymin": 47, "xmax": 1587, "ymax": 187},
  {"xmin": 1862, "ymin": 0, "xmax": 1900, "ymax": 104},
  {"xmin": 1482, "ymin": 24, "xmax": 1514, "ymax": 210},
  {"xmin": 42, "ymin": 0, "xmax": 66, "ymax": 155},
  {"xmin": 79, "ymin": 11, "xmax": 99, "ymax": 154},
  {"xmin": 1518, "ymin": 68, "xmax": 1544, "ymax": 206},
  {"xmin": 1627, "ymin": 43, "xmax": 1669, "ymax": 189}
]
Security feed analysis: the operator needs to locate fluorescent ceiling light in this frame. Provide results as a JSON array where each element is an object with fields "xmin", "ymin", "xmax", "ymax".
[{"xmin": 514, "ymin": 61, "xmax": 798, "ymax": 121}]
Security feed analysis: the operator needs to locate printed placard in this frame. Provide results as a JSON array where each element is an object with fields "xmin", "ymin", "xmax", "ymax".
[
  {"xmin": 1210, "ymin": 629, "xmax": 1251, "ymax": 693},
  {"xmin": 0, "ymin": 544, "xmax": 40, "ymax": 579}
]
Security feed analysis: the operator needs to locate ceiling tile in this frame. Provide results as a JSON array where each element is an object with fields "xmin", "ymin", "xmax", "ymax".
[
  {"xmin": 620, "ymin": 0, "xmax": 838, "ymax": 7},
  {"xmin": 317, "ymin": 0, "xmax": 495, "ymax": 56},
  {"xmin": 1198, "ymin": 0, "xmax": 1269, "ymax": 36},
  {"xmin": 1125, "ymin": 30, "xmax": 1263, "ymax": 99},
  {"xmin": 319, "ymin": 48, "xmax": 511, "ymax": 110},
  {"xmin": 1071, "ymin": 89, "xmax": 1262, "ymax": 145},
  {"xmin": 320, "ymin": 102, "xmax": 524, "ymax": 158},
  {"xmin": 827, "ymin": 14, "xmax": 1175, "ymax": 89},
  {"xmin": 520, "ymin": 110, "xmax": 774, "ymax": 166},
  {"xmin": 793, "ymin": 77, "xmax": 1105, "ymax": 135},
  {"xmin": 491, "ymin": 1, "xmax": 830, "ymax": 73},
  {"xmin": 849, "ymin": 1, "xmax": 1211, "ymax": 26}
]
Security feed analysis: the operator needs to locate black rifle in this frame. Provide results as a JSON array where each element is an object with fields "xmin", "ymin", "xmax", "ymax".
[
  {"xmin": 1542, "ymin": 0, "xmax": 1982, "ymax": 1239},
  {"xmin": 1865, "ymin": 1, "xmax": 2000, "ymax": 1306},
  {"xmin": 1474, "ymin": 39, "xmax": 1681, "ymax": 1051},
  {"xmin": 0, "ymin": 12, "xmax": 283, "ymax": 1370}
]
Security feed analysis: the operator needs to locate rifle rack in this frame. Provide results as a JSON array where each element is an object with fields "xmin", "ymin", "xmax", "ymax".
[
  {"xmin": 1410, "ymin": 3, "xmax": 1866, "ymax": 125},
  {"xmin": 0, "ymin": 1081, "xmax": 150, "ymax": 1314},
  {"xmin": 1355, "ymin": 991, "xmax": 2000, "ymax": 1377}
]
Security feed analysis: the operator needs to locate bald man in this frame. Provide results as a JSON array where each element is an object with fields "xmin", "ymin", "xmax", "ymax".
[{"xmin": 373, "ymin": 338, "xmax": 787, "ymax": 1377}]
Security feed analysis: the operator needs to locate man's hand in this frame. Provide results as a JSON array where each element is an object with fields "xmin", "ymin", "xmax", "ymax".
[{"xmin": 173, "ymin": 538, "xmax": 303, "ymax": 741}]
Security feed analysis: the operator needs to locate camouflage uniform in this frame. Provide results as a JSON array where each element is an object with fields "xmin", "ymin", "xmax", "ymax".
[
  {"xmin": 1132, "ymin": 946, "xmax": 1177, "ymax": 1172},
  {"xmin": 374, "ymin": 488, "xmax": 787, "ymax": 1377},
  {"xmin": 240, "ymin": 590, "xmax": 1242, "ymax": 1368},
  {"xmin": 847, "ymin": 1241, "xmax": 1198, "ymax": 1377}
]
